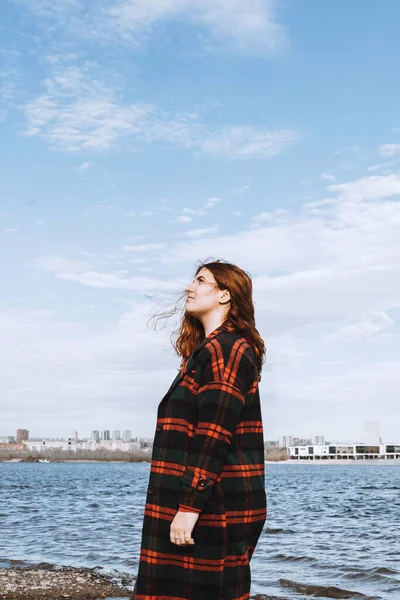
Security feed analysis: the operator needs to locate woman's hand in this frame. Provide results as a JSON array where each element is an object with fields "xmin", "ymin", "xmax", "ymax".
[{"xmin": 170, "ymin": 510, "xmax": 199, "ymax": 546}]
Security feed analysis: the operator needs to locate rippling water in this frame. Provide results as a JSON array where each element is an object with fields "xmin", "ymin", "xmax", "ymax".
[{"xmin": 1, "ymin": 462, "xmax": 399, "ymax": 599}]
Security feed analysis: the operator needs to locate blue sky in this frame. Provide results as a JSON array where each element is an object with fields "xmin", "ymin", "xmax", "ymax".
[{"xmin": 1, "ymin": 0, "xmax": 400, "ymax": 442}]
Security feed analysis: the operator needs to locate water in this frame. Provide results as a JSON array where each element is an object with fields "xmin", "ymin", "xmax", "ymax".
[{"xmin": 0, "ymin": 462, "xmax": 399, "ymax": 599}]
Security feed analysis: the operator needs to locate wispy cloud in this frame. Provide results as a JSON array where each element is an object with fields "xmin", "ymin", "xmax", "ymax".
[
  {"xmin": 38, "ymin": 257, "xmax": 178, "ymax": 291},
  {"xmin": 23, "ymin": 63, "xmax": 152, "ymax": 151},
  {"xmin": 122, "ymin": 243, "xmax": 166, "ymax": 252},
  {"xmin": 0, "ymin": 304, "xmax": 179, "ymax": 437},
  {"xmin": 19, "ymin": 0, "xmax": 286, "ymax": 56},
  {"xmin": 22, "ymin": 61, "xmax": 297, "ymax": 158},
  {"xmin": 0, "ymin": 68, "xmax": 19, "ymax": 102},
  {"xmin": 328, "ymin": 173, "xmax": 400, "ymax": 200},
  {"xmin": 77, "ymin": 161, "xmax": 94, "ymax": 171},
  {"xmin": 184, "ymin": 226, "xmax": 219, "ymax": 238},
  {"xmin": 182, "ymin": 208, "xmax": 206, "ymax": 217},
  {"xmin": 320, "ymin": 172, "xmax": 336, "ymax": 182},
  {"xmin": 322, "ymin": 312, "xmax": 394, "ymax": 346},
  {"xmin": 379, "ymin": 143, "xmax": 400, "ymax": 158},
  {"xmin": 106, "ymin": 0, "xmax": 287, "ymax": 55},
  {"xmin": 200, "ymin": 126, "xmax": 298, "ymax": 159},
  {"xmin": 204, "ymin": 196, "xmax": 221, "ymax": 208}
]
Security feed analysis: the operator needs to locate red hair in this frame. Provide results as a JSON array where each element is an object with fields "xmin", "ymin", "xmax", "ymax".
[{"xmin": 173, "ymin": 260, "xmax": 266, "ymax": 376}]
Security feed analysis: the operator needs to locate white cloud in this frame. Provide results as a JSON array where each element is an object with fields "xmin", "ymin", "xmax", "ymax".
[
  {"xmin": 378, "ymin": 144, "xmax": 400, "ymax": 158},
  {"xmin": 184, "ymin": 226, "xmax": 219, "ymax": 238},
  {"xmin": 328, "ymin": 173, "xmax": 400, "ymax": 200},
  {"xmin": 23, "ymin": 63, "xmax": 152, "ymax": 151},
  {"xmin": 122, "ymin": 243, "xmax": 166, "ymax": 252},
  {"xmin": 5, "ymin": 167, "xmax": 400, "ymax": 440},
  {"xmin": 18, "ymin": 0, "xmax": 286, "ymax": 56},
  {"xmin": 38, "ymin": 257, "xmax": 178, "ymax": 292},
  {"xmin": 321, "ymin": 312, "xmax": 394, "ymax": 347},
  {"xmin": 182, "ymin": 207, "xmax": 206, "ymax": 216},
  {"xmin": 78, "ymin": 161, "xmax": 94, "ymax": 171},
  {"xmin": 177, "ymin": 216, "xmax": 193, "ymax": 223},
  {"xmin": 0, "ymin": 305, "xmax": 179, "ymax": 437},
  {"xmin": 162, "ymin": 173, "xmax": 400, "ymax": 339},
  {"xmin": 16, "ymin": 0, "xmax": 287, "ymax": 59},
  {"xmin": 0, "ymin": 68, "xmax": 19, "ymax": 103},
  {"xmin": 204, "ymin": 196, "xmax": 221, "ymax": 208},
  {"xmin": 366, "ymin": 162, "xmax": 395, "ymax": 173},
  {"xmin": 14, "ymin": 0, "xmax": 81, "ymax": 20},
  {"xmin": 200, "ymin": 126, "xmax": 298, "ymax": 159},
  {"xmin": 3, "ymin": 228, "xmax": 18, "ymax": 233},
  {"xmin": 320, "ymin": 172, "xmax": 336, "ymax": 182},
  {"xmin": 106, "ymin": 0, "xmax": 287, "ymax": 55},
  {"xmin": 22, "ymin": 61, "xmax": 297, "ymax": 158},
  {"xmin": 253, "ymin": 209, "xmax": 288, "ymax": 224}
]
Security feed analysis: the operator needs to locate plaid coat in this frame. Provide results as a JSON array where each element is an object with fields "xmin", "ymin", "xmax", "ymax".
[{"xmin": 135, "ymin": 325, "xmax": 267, "ymax": 600}]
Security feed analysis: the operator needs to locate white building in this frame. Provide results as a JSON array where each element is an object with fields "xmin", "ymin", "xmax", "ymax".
[
  {"xmin": 23, "ymin": 439, "xmax": 142, "ymax": 453},
  {"xmin": 101, "ymin": 430, "xmax": 111, "ymax": 441},
  {"xmin": 0, "ymin": 436, "xmax": 16, "ymax": 443},
  {"xmin": 287, "ymin": 443, "xmax": 400, "ymax": 460},
  {"xmin": 123, "ymin": 430, "xmax": 132, "ymax": 442},
  {"xmin": 363, "ymin": 421, "xmax": 381, "ymax": 445},
  {"xmin": 281, "ymin": 436, "xmax": 294, "ymax": 448},
  {"xmin": 313, "ymin": 435, "xmax": 325, "ymax": 446},
  {"xmin": 91, "ymin": 430, "xmax": 100, "ymax": 442},
  {"xmin": 25, "ymin": 439, "xmax": 77, "ymax": 452},
  {"xmin": 112, "ymin": 430, "xmax": 121, "ymax": 441}
]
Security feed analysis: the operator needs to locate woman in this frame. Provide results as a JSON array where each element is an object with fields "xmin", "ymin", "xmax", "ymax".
[{"xmin": 133, "ymin": 260, "xmax": 266, "ymax": 600}]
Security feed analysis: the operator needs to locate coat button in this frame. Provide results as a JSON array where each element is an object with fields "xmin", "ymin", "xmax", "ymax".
[
  {"xmin": 198, "ymin": 478, "xmax": 206, "ymax": 488},
  {"xmin": 156, "ymin": 424, "xmax": 163, "ymax": 432},
  {"xmin": 148, "ymin": 486, "xmax": 155, "ymax": 495}
]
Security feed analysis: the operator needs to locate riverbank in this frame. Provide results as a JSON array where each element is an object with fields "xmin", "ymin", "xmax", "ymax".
[
  {"xmin": 0, "ymin": 565, "xmax": 133, "ymax": 600},
  {"xmin": 0, "ymin": 565, "xmax": 379, "ymax": 600},
  {"xmin": 3, "ymin": 457, "xmax": 400, "ymax": 465},
  {"xmin": 265, "ymin": 458, "xmax": 400, "ymax": 465},
  {"xmin": 0, "ymin": 565, "xmax": 280, "ymax": 600},
  {"xmin": 0, "ymin": 457, "xmax": 151, "ymax": 463}
]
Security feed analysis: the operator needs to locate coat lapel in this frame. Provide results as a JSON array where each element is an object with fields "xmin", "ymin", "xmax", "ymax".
[{"xmin": 159, "ymin": 325, "xmax": 226, "ymax": 405}]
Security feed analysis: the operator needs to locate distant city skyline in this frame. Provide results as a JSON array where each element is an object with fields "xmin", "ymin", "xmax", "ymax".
[{"xmin": 1, "ymin": 421, "xmax": 390, "ymax": 447}]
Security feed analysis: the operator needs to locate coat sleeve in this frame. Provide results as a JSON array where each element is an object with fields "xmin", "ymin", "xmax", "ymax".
[{"xmin": 178, "ymin": 338, "xmax": 254, "ymax": 513}]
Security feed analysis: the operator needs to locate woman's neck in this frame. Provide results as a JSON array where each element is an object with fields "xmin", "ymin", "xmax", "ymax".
[{"xmin": 201, "ymin": 313, "xmax": 226, "ymax": 337}]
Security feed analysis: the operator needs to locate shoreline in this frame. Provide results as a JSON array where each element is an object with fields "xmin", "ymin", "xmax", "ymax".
[
  {"xmin": 0, "ymin": 564, "xmax": 133, "ymax": 600},
  {"xmin": 3, "ymin": 458, "xmax": 400, "ymax": 465},
  {"xmin": 265, "ymin": 458, "xmax": 400, "ymax": 465},
  {"xmin": 0, "ymin": 563, "xmax": 380, "ymax": 600}
]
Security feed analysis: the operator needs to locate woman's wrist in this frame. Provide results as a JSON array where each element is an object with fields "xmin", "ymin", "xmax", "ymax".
[{"xmin": 178, "ymin": 504, "xmax": 202, "ymax": 514}]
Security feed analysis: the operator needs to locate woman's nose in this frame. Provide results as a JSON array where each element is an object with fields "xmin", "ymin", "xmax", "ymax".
[{"xmin": 185, "ymin": 283, "xmax": 194, "ymax": 294}]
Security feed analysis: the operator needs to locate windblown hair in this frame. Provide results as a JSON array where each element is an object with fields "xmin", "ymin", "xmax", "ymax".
[{"xmin": 174, "ymin": 260, "xmax": 266, "ymax": 376}]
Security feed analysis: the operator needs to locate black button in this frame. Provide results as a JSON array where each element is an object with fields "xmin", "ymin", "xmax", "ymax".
[
  {"xmin": 156, "ymin": 424, "xmax": 163, "ymax": 432},
  {"xmin": 148, "ymin": 486, "xmax": 155, "ymax": 495},
  {"xmin": 198, "ymin": 478, "xmax": 206, "ymax": 487}
]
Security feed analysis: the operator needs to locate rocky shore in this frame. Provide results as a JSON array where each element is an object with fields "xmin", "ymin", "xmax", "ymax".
[
  {"xmin": 0, "ymin": 564, "xmax": 133, "ymax": 600},
  {"xmin": 0, "ymin": 564, "xmax": 373, "ymax": 600}
]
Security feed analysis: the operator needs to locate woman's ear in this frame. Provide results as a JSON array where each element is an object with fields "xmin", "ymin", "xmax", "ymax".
[{"xmin": 220, "ymin": 288, "xmax": 231, "ymax": 305}]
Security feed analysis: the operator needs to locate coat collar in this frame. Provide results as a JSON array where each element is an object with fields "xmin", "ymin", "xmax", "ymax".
[
  {"xmin": 188, "ymin": 324, "xmax": 227, "ymax": 363},
  {"xmin": 160, "ymin": 324, "xmax": 227, "ymax": 404}
]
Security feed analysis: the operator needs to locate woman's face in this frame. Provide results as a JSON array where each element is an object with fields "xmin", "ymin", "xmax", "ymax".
[{"xmin": 185, "ymin": 267, "xmax": 227, "ymax": 318}]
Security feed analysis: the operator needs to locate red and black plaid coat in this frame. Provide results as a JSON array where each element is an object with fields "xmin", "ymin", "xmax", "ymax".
[{"xmin": 135, "ymin": 325, "xmax": 267, "ymax": 600}]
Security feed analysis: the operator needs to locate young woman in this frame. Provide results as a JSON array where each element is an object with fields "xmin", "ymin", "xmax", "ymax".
[{"xmin": 132, "ymin": 260, "xmax": 267, "ymax": 600}]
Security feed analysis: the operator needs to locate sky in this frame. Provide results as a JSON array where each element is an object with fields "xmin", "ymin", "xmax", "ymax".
[{"xmin": 1, "ymin": 0, "xmax": 400, "ymax": 443}]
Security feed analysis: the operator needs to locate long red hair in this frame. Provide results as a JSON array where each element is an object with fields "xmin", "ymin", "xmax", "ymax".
[{"xmin": 173, "ymin": 260, "xmax": 266, "ymax": 376}]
